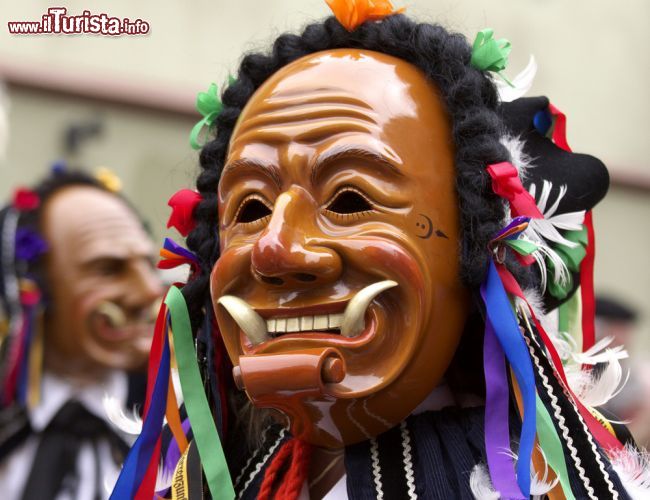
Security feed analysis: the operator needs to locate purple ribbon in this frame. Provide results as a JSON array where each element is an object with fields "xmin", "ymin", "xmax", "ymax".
[
  {"xmin": 483, "ymin": 318, "xmax": 524, "ymax": 498},
  {"xmin": 163, "ymin": 237, "xmax": 198, "ymax": 263},
  {"xmin": 493, "ymin": 216, "xmax": 530, "ymax": 241},
  {"xmin": 15, "ymin": 228, "xmax": 48, "ymax": 262}
]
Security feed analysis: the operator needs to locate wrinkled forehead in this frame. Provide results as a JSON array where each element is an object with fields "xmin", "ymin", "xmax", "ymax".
[
  {"xmin": 231, "ymin": 49, "xmax": 446, "ymax": 147},
  {"xmin": 43, "ymin": 186, "xmax": 154, "ymax": 261}
]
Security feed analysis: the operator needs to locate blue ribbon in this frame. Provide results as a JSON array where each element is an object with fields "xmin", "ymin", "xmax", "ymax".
[
  {"xmin": 16, "ymin": 305, "xmax": 36, "ymax": 404},
  {"xmin": 110, "ymin": 321, "xmax": 170, "ymax": 499},
  {"xmin": 480, "ymin": 261, "xmax": 536, "ymax": 497}
]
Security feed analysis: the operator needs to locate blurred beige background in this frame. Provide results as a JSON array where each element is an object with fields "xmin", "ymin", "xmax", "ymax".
[{"xmin": 0, "ymin": 0, "xmax": 648, "ymax": 352}]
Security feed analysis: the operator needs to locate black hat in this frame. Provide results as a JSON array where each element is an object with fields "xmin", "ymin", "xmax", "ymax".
[
  {"xmin": 500, "ymin": 96, "xmax": 609, "ymax": 214},
  {"xmin": 499, "ymin": 96, "xmax": 610, "ymax": 310}
]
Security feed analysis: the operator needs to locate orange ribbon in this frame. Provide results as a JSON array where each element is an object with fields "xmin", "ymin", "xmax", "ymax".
[{"xmin": 325, "ymin": 0, "xmax": 404, "ymax": 32}]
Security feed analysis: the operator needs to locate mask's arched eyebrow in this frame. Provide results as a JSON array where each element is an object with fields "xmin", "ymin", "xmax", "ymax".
[
  {"xmin": 221, "ymin": 158, "xmax": 282, "ymax": 189},
  {"xmin": 310, "ymin": 145, "xmax": 404, "ymax": 187}
]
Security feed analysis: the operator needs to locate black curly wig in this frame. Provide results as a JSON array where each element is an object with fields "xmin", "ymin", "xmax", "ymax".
[{"xmin": 183, "ymin": 14, "xmax": 530, "ymax": 336}]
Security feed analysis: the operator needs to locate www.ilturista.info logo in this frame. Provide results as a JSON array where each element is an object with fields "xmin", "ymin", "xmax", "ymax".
[{"xmin": 8, "ymin": 8, "xmax": 150, "ymax": 36}]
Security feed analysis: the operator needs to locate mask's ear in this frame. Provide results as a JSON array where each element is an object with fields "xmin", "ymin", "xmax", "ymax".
[{"xmin": 499, "ymin": 96, "xmax": 609, "ymax": 310}]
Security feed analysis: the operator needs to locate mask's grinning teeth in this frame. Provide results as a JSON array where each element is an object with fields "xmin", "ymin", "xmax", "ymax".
[
  {"xmin": 217, "ymin": 280, "xmax": 397, "ymax": 345},
  {"xmin": 267, "ymin": 313, "xmax": 343, "ymax": 335}
]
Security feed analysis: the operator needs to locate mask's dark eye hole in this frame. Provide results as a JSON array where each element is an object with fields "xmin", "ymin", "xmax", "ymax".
[
  {"xmin": 236, "ymin": 197, "xmax": 272, "ymax": 223},
  {"xmin": 326, "ymin": 188, "xmax": 373, "ymax": 214}
]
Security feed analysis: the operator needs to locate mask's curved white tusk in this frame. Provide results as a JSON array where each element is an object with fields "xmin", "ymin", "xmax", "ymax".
[
  {"xmin": 95, "ymin": 301, "xmax": 127, "ymax": 329},
  {"xmin": 217, "ymin": 295, "xmax": 268, "ymax": 345},
  {"xmin": 340, "ymin": 280, "xmax": 398, "ymax": 338}
]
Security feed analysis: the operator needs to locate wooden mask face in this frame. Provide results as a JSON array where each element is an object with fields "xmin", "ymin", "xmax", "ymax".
[
  {"xmin": 43, "ymin": 186, "xmax": 162, "ymax": 376},
  {"xmin": 212, "ymin": 50, "xmax": 469, "ymax": 447}
]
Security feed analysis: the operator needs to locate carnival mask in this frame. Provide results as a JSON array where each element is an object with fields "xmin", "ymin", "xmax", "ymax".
[
  {"xmin": 43, "ymin": 186, "xmax": 163, "ymax": 377},
  {"xmin": 212, "ymin": 49, "xmax": 469, "ymax": 447}
]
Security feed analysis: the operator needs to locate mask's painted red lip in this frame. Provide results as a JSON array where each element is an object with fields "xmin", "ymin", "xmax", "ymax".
[
  {"xmin": 240, "ymin": 310, "xmax": 377, "ymax": 355},
  {"xmin": 254, "ymin": 300, "xmax": 348, "ymax": 319}
]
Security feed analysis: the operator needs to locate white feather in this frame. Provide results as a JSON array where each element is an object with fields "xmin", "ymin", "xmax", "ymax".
[
  {"xmin": 530, "ymin": 239, "xmax": 571, "ymax": 292},
  {"xmin": 529, "ymin": 447, "xmax": 560, "ymax": 497},
  {"xmin": 528, "ymin": 181, "xmax": 585, "ymax": 248},
  {"xmin": 155, "ymin": 461, "xmax": 175, "ymax": 493},
  {"xmin": 171, "ymin": 367, "xmax": 184, "ymax": 406},
  {"xmin": 496, "ymin": 55, "xmax": 538, "ymax": 103},
  {"xmin": 611, "ymin": 444, "xmax": 650, "ymax": 499},
  {"xmin": 522, "ymin": 180, "xmax": 587, "ymax": 292},
  {"xmin": 568, "ymin": 341, "xmax": 630, "ymax": 408},
  {"xmin": 529, "ymin": 218, "xmax": 579, "ymax": 249},
  {"xmin": 549, "ymin": 330, "xmax": 579, "ymax": 363},
  {"xmin": 470, "ymin": 464, "xmax": 500, "ymax": 500},
  {"xmin": 573, "ymin": 336, "xmax": 629, "ymax": 366},
  {"xmin": 103, "ymin": 394, "xmax": 143, "ymax": 435},
  {"xmin": 503, "ymin": 446, "xmax": 559, "ymax": 497},
  {"xmin": 500, "ymin": 135, "xmax": 535, "ymax": 178},
  {"xmin": 470, "ymin": 445, "xmax": 559, "ymax": 499}
]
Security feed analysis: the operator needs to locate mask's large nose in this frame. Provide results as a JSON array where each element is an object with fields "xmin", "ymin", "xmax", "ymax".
[{"xmin": 251, "ymin": 187, "xmax": 342, "ymax": 288}]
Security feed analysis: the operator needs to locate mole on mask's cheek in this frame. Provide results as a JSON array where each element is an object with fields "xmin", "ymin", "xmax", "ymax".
[{"xmin": 210, "ymin": 49, "xmax": 470, "ymax": 448}]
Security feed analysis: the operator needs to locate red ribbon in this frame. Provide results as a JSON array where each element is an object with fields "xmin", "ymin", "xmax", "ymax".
[
  {"xmin": 167, "ymin": 189, "xmax": 202, "ymax": 237},
  {"xmin": 580, "ymin": 211, "xmax": 596, "ymax": 352},
  {"xmin": 548, "ymin": 103, "xmax": 571, "ymax": 152},
  {"xmin": 13, "ymin": 188, "xmax": 40, "ymax": 211},
  {"xmin": 486, "ymin": 162, "xmax": 543, "ymax": 219}
]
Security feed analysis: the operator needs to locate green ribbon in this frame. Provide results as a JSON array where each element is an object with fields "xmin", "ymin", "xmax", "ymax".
[
  {"xmin": 547, "ymin": 225, "xmax": 588, "ymax": 300},
  {"xmin": 189, "ymin": 83, "xmax": 223, "ymax": 150},
  {"xmin": 166, "ymin": 286, "xmax": 235, "ymax": 500},
  {"xmin": 547, "ymin": 261, "xmax": 572, "ymax": 301},
  {"xmin": 559, "ymin": 288, "xmax": 583, "ymax": 355},
  {"xmin": 536, "ymin": 395, "xmax": 576, "ymax": 499},
  {"xmin": 471, "ymin": 28, "xmax": 513, "ymax": 86},
  {"xmin": 555, "ymin": 227, "xmax": 588, "ymax": 272},
  {"xmin": 504, "ymin": 238, "xmax": 538, "ymax": 256}
]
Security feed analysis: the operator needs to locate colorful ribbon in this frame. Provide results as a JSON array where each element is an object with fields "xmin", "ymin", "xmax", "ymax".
[
  {"xmin": 166, "ymin": 286, "xmax": 235, "ymax": 499},
  {"xmin": 471, "ymin": 28, "xmax": 513, "ymax": 86},
  {"xmin": 166, "ymin": 189, "xmax": 202, "ymax": 237},
  {"xmin": 158, "ymin": 238, "xmax": 199, "ymax": 272},
  {"xmin": 487, "ymin": 162, "xmax": 544, "ymax": 219},
  {"xmin": 110, "ymin": 320, "xmax": 170, "ymax": 499},
  {"xmin": 498, "ymin": 264, "xmax": 624, "ymax": 455},
  {"xmin": 189, "ymin": 83, "xmax": 223, "ymax": 150},
  {"xmin": 483, "ymin": 317, "xmax": 523, "ymax": 498},
  {"xmin": 325, "ymin": 0, "xmax": 404, "ymax": 32},
  {"xmin": 481, "ymin": 261, "xmax": 536, "ymax": 497}
]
